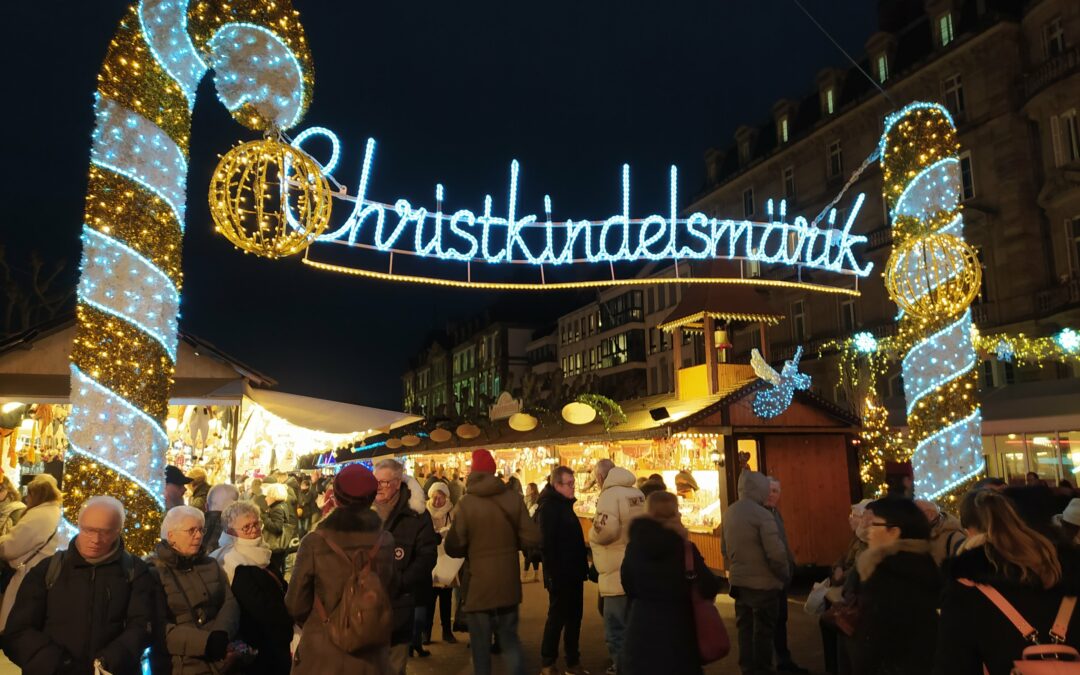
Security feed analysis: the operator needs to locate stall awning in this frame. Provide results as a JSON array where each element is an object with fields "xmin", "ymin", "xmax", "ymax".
[{"xmin": 243, "ymin": 385, "xmax": 421, "ymax": 435}]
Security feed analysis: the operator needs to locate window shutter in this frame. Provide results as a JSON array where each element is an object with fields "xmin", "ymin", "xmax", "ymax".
[{"xmin": 1051, "ymin": 115, "xmax": 1063, "ymax": 167}]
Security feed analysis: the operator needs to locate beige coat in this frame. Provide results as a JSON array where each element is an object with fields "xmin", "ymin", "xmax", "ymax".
[
  {"xmin": 444, "ymin": 472, "xmax": 541, "ymax": 612},
  {"xmin": 0, "ymin": 501, "xmax": 61, "ymax": 630},
  {"xmin": 589, "ymin": 467, "xmax": 645, "ymax": 597},
  {"xmin": 285, "ymin": 507, "xmax": 396, "ymax": 675}
]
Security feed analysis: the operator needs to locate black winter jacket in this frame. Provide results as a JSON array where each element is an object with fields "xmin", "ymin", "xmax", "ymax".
[
  {"xmin": 382, "ymin": 482, "xmax": 437, "ymax": 645},
  {"xmin": 261, "ymin": 501, "xmax": 294, "ymax": 553},
  {"xmin": 536, "ymin": 485, "xmax": 588, "ymax": 588},
  {"xmin": 850, "ymin": 539, "xmax": 941, "ymax": 675},
  {"xmin": 231, "ymin": 564, "xmax": 293, "ymax": 675},
  {"xmin": 934, "ymin": 543, "xmax": 1080, "ymax": 675},
  {"xmin": 3, "ymin": 539, "xmax": 155, "ymax": 675},
  {"xmin": 620, "ymin": 517, "xmax": 720, "ymax": 675}
]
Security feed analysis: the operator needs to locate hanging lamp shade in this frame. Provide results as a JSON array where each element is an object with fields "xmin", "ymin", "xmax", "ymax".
[
  {"xmin": 385, "ymin": 438, "xmax": 402, "ymax": 449},
  {"xmin": 429, "ymin": 428, "xmax": 452, "ymax": 443},
  {"xmin": 456, "ymin": 423, "xmax": 481, "ymax": 440},
  {"xmin": 401, "ymin": 434, "xmax": 421, "ymax": 447},
  {"xmin": 561, "ymin": 402, "xmax": 597, "ymax": 425},
  {"xmin": 508, "ymin": 413, "xmax": 538, "ymax": 432}
]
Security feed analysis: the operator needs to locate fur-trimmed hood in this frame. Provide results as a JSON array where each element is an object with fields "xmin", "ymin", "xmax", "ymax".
[
  {"xmin": 856, "ymin": 538, "xmax": 937, "ymax": 584},
  {"xmin": 404, "ymin": 474, "xmax": 427, "ymax": 514}
]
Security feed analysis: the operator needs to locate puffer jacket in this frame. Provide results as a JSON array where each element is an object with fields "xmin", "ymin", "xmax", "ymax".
[
  {"xmin": 589, "ymin": 467, "xmax": 645, "ymax": 596},
  {"xmin": 0, "ymin": 501, "xmax": 62, "ymax": 630},
  {"xmin": 3, "ymin": 538, "xmax": 154, "ymax": 675},
  {"xmin": 147, "ymin": 541, "xmax": 240, "ymax": 675},
  {"xmin": 721, "ymin": 470, "xmax": 790, "ymax": 590},
  {"xmin": 444, "ymin": 472, "xmax": 541, "ymax": 612},
  {"xmin": 286, "ymin": 506, "xmax": 396, "ymax": 675},
  {"xmin": 381, "ymin": 479, "xmax": 437, "ymax": 645}
]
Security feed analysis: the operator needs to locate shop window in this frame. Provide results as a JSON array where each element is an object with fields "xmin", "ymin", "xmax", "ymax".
[
  {"xmin": 1051, "ymin": 110, "xmax": 1080, "ymax": 167},
  {"xmin": 743, "ymin": 187, "xmax": 755, "ymax": 218},
  {"xmin": 827, "ymin": 140, "xmax": 843, "ymax": 179},
  {"xmin": 783, "ymin": 165, "xmax": 796, "ymax": 202},
  {"xmin": 1044, "ymin": 16, "xmax": 1065, "ymax": 59},
  {"xmin": 939, "ymin": 13, "xmax": 955, "ymax": 47},
  {"xmin": 942, "ymin": 74, "xmax": 965, "ymax": 118}
]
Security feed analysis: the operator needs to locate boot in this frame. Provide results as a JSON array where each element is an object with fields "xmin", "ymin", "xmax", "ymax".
[{"xmin": 442, "ymin": 628, "xmax": 458, "ymax": 644}]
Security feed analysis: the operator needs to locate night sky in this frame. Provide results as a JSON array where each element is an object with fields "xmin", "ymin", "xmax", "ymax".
[{"xmin": 3, "ymin": 1, "xmax": 877, "ymax": 409}]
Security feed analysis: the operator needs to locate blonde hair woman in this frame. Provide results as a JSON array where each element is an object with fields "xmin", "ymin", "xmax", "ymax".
[
  {"xmin": 935, "ymin": 489, "xmax": 1079, "ymax": 674},
  {"xmin": 0, "ymin": 475, "xmax": 26, "ymax": 537},
  {"xmin": 0, "ymin": 474, "xmax": 62, "ymax": 630}
]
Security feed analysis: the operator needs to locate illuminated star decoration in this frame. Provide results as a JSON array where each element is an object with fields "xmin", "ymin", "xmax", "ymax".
[
  {"xmin": 995, "ymin": 339, "xmax": 1015, "ymax": 364},
  {"xmin": 1056, "ymin": 328, "xmax": 1080, "ymax": 354},
  {"xmin": 750, "ymin": 346, "xmax": 812, "ymax": 419},
  {"xmin": 853, "ymin": 331, "xmax": 879, "ymax": 354}
]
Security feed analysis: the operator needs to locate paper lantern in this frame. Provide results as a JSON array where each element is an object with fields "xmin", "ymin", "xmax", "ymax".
[
  {"xmin": 401, "ymin": 434, "xmax": 421, "ymax": 447},
  {"xmin": 508, "ymin": 413, "xmax": 538, "ymax": 432},
  {"xmin": 385, "ymin": 438, "xmax": 402, "ymax": 449},
  {"xmin": 561, "ymin": 402, "xmax": 597, "ymax": 425}
]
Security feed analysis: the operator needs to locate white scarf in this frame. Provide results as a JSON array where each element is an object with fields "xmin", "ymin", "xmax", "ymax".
[{"xmin": 210, "ymin": 532, "xmax": 273, "ymax": 583}]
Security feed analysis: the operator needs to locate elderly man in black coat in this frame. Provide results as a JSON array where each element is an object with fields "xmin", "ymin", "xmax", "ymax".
[
  {"xmin": 4, "ymin": 496, "xmax": 156, "ymax": 675},
  {"xmin": 374, "ymin": 459, "xmax": 438, "ymax": 674}
]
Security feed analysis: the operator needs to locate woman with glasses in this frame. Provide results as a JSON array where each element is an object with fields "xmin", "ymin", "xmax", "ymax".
[
  {"xmin": 934, "ymin": 489, "xmax": 1079, "ymax": 674},
  {"xmin": 210, "ymin": 500, "xmax": 293, "ymax": 674},
  {"xmin": 845, "ymin": 497, "xmax": 939, "ymax": 675},
  {"xmin": 148, "ymin": 505, "xmax": 241, "ymax": 674}
]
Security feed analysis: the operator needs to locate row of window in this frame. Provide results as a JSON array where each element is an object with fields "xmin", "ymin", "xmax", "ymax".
[
  {"xmin": 560, "ymin": 331, "xmax": 646, "ymax": 377},
  {"xmin": 560, "ymin": 292, "xmax": 645, "ymax": 345}
]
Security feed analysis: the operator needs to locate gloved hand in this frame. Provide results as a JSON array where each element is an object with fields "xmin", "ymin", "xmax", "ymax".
[{"xmin": 205, "ymin": 631, "xmax": 230, "ymax": 661}]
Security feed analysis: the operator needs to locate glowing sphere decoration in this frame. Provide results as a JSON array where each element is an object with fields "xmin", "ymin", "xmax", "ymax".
[
  {"xmin": 884, "ymin": 232, "xmax": 982, "ymax": 319},
  {"xmin": 209, "ymin": 136, "xmax": 332, "ymax": 258}
]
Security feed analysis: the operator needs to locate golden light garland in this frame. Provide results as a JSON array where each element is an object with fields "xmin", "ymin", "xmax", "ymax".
[
  {"xmin": 63, "ymin": 454, "xmax": 163, "ymax": 556},
  {"xmin": 210, "ymin": 136, "xmax": 333, "ymax": 258}
]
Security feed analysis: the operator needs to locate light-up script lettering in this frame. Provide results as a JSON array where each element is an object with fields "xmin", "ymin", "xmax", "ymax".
[{"xmin": 291, "ymin": 128, "xmax": 873, "ymax": 277}]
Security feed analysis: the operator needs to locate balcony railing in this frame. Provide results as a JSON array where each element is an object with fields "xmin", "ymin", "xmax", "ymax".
[
  {"xmin": 1035, "ymin": 277, "xmax": 1080, "ymax": 315},
  {"xmin": 1024, "ymin": 45, "xmax": 1080, "ymax": 101}
]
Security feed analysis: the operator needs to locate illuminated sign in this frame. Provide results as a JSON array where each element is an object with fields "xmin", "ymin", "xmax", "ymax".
[{"xmin": 290, "ymin": 128, "xmax": 873, "ymax": 279}]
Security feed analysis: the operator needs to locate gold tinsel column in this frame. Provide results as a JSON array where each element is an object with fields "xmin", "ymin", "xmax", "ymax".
[{"xmin": 67, "ymin": 0, "xmax": 314, "ymax": 553}]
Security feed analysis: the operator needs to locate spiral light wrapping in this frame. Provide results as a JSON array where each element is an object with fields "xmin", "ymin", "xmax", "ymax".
[
  {"xmin": 880, "ymin": 103, "xmax": 983, "ymax": 501},
  {"xmin": 67, "ymin": 0, "xmax": 313, "ymax": 553}
]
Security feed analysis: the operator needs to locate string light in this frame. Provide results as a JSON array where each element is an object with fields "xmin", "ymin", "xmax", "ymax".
[
  {"xmin": 71, "ymin": 0, "xmax": 313, "ymax": 554},
  {"xmin": 291, "ymin": 128, "xmax": 874, "ymax": 277},
  {"xmin": 752, "ymin": 347, "xmax": 812, "ymax": 419}
]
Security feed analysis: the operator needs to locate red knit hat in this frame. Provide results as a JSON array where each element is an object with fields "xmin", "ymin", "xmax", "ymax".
[
  {"xmin": 472, "ymin": 449, "xmax": 497, "ymax": 474},
  {"xmin": 334, "ymin": 464, "xmax": 378, "ymax": 506}
]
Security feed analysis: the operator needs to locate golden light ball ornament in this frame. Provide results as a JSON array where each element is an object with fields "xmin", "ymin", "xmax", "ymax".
[
  {"xmin": 209, "ymin": 136, "xmax": 332, "ymax": 258},
  {"xmin": 884, "ymin": 232, "xmax": 982, "ymax": 319}
]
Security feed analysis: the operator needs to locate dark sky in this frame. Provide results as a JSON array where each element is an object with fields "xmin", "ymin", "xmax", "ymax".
[{"xmin": 3, "ymin": 1, "xmax": 877, "ymax": 409}]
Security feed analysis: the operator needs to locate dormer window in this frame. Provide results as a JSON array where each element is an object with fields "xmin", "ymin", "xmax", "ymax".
[
  {"xmin": 824, "ymin": 87, "xmax": 836, "ymax": 115},
  {"xmin": 939, "ymin": 13, "xmax": 955, "ymax": 46},
  {"xmin": 739, "ymin": 140, "xmax": 751, "ymax": 164},
  {"xmin": 778, "ymin": 116, "xmax": 790, "ymax": 144},
  {"xmin": 876, "ymin": 54, "xmax": 889, "ymax": 83}
]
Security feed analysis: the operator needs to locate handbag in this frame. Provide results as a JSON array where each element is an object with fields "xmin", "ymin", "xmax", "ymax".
[
  {"xmin": 432, "ymin": 540, "xmax": 465, "ymax": 587},
  {"xmin": 822, "ymin": 599, "xmax": 860, "ymax": 637},
  {"xmin": 804, "ymin": 579, "xmax": 831, "ymax": 616},
  {"xmin": 958, "ymin": 579, "xmax": 1080, "ymax": 674},
  {"xmin": 684, "ymin": 540, "xmax": 730, "ymax": 664}
]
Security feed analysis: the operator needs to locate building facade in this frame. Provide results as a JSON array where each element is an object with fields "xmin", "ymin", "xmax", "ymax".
[{"xmin": 687, "ymin": 0, "xmax": 1080, "ymax": 482}]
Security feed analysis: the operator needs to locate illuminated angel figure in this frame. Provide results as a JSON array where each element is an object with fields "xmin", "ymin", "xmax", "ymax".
[{"xmin": 750, "ymin": 346, "xmax": 812, "ymax": 419}]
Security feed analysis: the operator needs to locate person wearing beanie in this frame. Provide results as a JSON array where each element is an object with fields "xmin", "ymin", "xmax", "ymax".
[
  {"xmin": 445, "ymin": 449, "xmax": 541, "ymax": 675},
  {"xmin": 285, "ymin": 464, "xmax": 397, "ymax": 674},
  {"xmin": 620, "ymin": 491, "xmax": 720, "ymax": 674},
  {"xmin": 1054, "ymin": 497, "xmax": 1080, "ymax": 546}
]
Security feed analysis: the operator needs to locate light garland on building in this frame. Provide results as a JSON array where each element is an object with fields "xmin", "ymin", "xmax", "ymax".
[{"xmin": 70, "ymin": 0, "xmax": 313, "ymax": 554}]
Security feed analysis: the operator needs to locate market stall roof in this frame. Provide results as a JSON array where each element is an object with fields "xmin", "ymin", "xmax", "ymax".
[
  {"xmin": 244, "ymin": 385, "xmax": 421, "ymax": 435},
  {"xmin": 657, "ymin": 268, "xmax": 785, "ymax": 332},
  {"xmin": 0, "ymin": 316, "xmax": 273, "ymax": 404}
]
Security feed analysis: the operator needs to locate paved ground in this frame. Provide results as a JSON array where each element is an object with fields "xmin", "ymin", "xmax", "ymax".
[{"xmin": 0, "ymin": 580, "xmax": 828, "ymax": 674}]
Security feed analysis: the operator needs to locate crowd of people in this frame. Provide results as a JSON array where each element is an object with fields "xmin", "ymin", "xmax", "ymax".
[{"xmin": 0, "ymin": 455, "xmax": 1075, "ymax": 674}]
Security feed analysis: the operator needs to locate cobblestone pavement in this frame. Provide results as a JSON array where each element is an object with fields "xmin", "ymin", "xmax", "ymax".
[{"xmin": 0, "ymin": 580, "xmax": 829, "ymax": 674}]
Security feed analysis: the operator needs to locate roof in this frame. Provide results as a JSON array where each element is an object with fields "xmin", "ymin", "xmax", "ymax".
[{"xmin": 657, "ymin": 262, "xmax": 784, "ymax": 330}]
